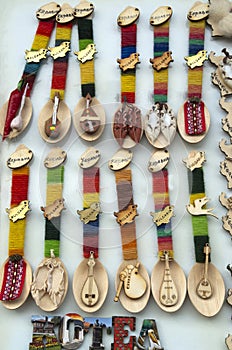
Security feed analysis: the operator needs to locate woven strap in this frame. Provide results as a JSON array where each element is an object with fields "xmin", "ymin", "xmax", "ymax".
[
  {"xmin": 50, "ymin": 22, "xmax": 73, "ymax": 100},
  {"xmin": 153, "ymin": 20, "xmax": 170, "ymax": 103},
  {"xmin": 77, "ymin": 18, "xmax": 95, "ymax": 98},
  {"xmin": 22, "ymin": 18, "xmax": 55, "ymax": 97},
  {"xmin": 83, "ymin": 167, "xmax": 100, "ymax": 258},
  {"xmin": 120, "ymin": 24, "xmax": 137, "ymax": 103},
  {"xmin": 8, "ymin": 166, "xmax": 30, "ymax": 256},
  {"xmin": 115, "ymin": 168, "xmax": 137, "ymax": 260},
  {"xmin": 44, "ymin": 166, "xmax": 64, "ymax": 258},
  {"xmin": 187, "ymin": 19, "xmax": 205, "ymax": 99},
  {"xmin": 188, "ymin": 167, "xmax": 209, "ymax": 263},
  {"xmin": 152, "ymin": 168, "xmax": 173, "ymax": 259}
]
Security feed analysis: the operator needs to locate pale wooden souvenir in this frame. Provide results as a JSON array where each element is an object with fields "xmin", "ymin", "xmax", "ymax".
[
  {"xmin": 74, "ymin": 96, "xmax": 105, "ymax": 142},
  {"xmin": 74, "ymin": 0, "xmax": 94, "ymax": 18},
  {"xmin": 151, "ymin": 252, "xmax": 186, "ymax": 313},
  {"xmin": 188, "ymin": 2, "xmax": 209, "ymax": 21},
  {"xmin": 79, "ymin": 147, "xmax": 100, "ymax": 169},
  {"xmin": 31, "ymin": 252, "xmax": 68, "ymax": 312},
  {"xmin": 74, "ymin": 43, "xmax": 97, "ymax": 63},
  {"xmin": 209, "ymin": 50, "xmax": 232, "ymax": 97},
  {"xmin": 220, "ymin": 158, "xmax": 232, "ymax": 188},
  {"xmin": 219, "ymin": 192, "xmax": 232, "ymax": 237},
  {"xmin": 183, "ymin": 150, "xmax": 206, "ymax": 171},
  {"xmin": 219, "ymin": 139, "xmax": 232, "ymax": 159},
  {"xmin": 186, "ymin": 197, "xmax": 218, "ymax": 218},
  {"xmin": 114, "ymin": 204, "xmax": 138, "ymax": 226},
  {"xmin": 220, "ymin": 98, "xmax": 232, "ymax": 137},
  {"xmin": 77, "ymin": 202, "xmax": 101, "ymax": 224},
  {"xmin": 117, "ymin": 6, "xmax": 140, "ymax": 26},
  {"xmin": 6, "ymin": 200, "xmax": 30, "ymax": 222},
  {"xmin": 150, "ymin": 51, "xmax": 173, "ymax": 71},
  {"xmin": 150, "ymin": 205, "xmax": 174, "ymax": 226},
  {"xmin": 114, "ymin": 259, "xmax": 150, "ymax": 313},
  {"xmin": 41, "ymin": 198, "xmax": 65, "ymax": 220},
  {"xmin": 0, "ymin": 96, "xmax": 32, "ymax": 140},
  {"xmin": 36, "ymin": 2, "xmax": 61, "ymax": 20},
  {"xmin": 145, "ymin": 102, "xmax": 176, "ymax": 149},
  {"xmin": 150, "ymin": 6, "xmax": 172, "ymax": 26},
  {"xmin": 73, "ymin": 253, "xmax": 108, "ymax": 312},
  {"xmin": 44, "ymin": 148, "xmax": 67, "ymax": 168},
  {"xmin": 148, "ymin": 149, "xmax": 169, "ymax": 173},
  {"xmin": 226, "ymin": 334, "xmax": 232, "ymax": 350},
  {"xmin": 0, "ymin": 258, "xmax": 32, "ymax": 310},
  {"xmin": 38, "ymin": 99, "xmax": 71, "ymax": 143},
  {"xmin": 184, "ymin": 50, "xmax": 208, "ymax": 69},
  {"xmin": 117, "ymin": 53, "xmax": 140, "ymax": 71},
  {"xmin": 207, "ymin": 0, "xmax": 232, "ymax": 37},
  {"xmin": 56, "ymin": 3, "xmax": 74, "ymax": 23},
  {"xmin": 48, "ymin": 42, "xmax": 71, "ymax": 59},
  {"xmin": 25, "ymin": 49, "xmax": 48, "ymax": 63},
  {"xmin": 7, "ymin": 144, "xmax": 33, "ymax": 169},
  {"xmin": 109, "ymin": 149, "xmax": 133, "ymax": 171}
]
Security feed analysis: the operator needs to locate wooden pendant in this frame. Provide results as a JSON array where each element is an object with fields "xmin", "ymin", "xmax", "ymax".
[
  {"xmin": 38, "ymin": 99, "xmax": 71, "ymax": 143},
  {"xmin": 7, "ymin": 144, "xmax": 33, "ymax": 169},
  {"xmin": 0, "ymin": 96, "xmax": 32, "ymax": 140},
  {"xmin": 72, "ymin": 255, "xmax": 108, "ymax": 313},
  {"xmin": 31, "ymin": 255, "xmax": 68, "ymax": 311},
  {"xmin": 188, "ymin": 261, "xmax": 225, "ymax": 317},
  {"xmin": 0, "ymin": 257, "xmax": 32, "ymax": 309},
  {"xmin": 114, "ymin": 259, "xmax": 150, "ymax": 313},
  {"xmin": 151, "ymin": 257, "xmax": 186, "ymax": 313},
  {"xmin": 73, "ymin": 96, "xmax": 105, "ymax": 141}
]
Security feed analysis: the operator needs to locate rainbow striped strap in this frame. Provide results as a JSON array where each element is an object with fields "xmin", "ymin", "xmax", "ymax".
[
  {"xmin": 115, "ymin": 168, "xmax": 138, "ymax": 261},
  {"xmin": 50, "ymin": 22, "xmax": 73, "ymax": 100},
  {"xmin": 188, "ymin": 167, "xmax": 209, "ymax": 263},
  {"xmin": 153, "ymin": 20, "xmax": 170, "ymax": 103},
  {"xmin": 44, "ymin": 166, "xmax": 64, "ymax": 258},
  {"xmin": 152, "ymin": 169, "xmax": 173, "ymax": 259},
  {"xmin": 8, "ymin": 166, "xmax": 30, "ymax": 256},
  {"xmin": 187, "ymin": 19, "xmax": 205, "ymax": 99},
  {"xmin": 83, "ymin": 167, "xmax": 100, "ymax": 258},
  {"xmin": 120, "ymin": 24, "xmax": 137, "ymax": 103},
  {"xmin": 22, "ymin": 19, "xmax": 56, "ymax": 97},
  {"xmin": 77, "ymin": 18, "xmax": 95, "ymax": 98}
]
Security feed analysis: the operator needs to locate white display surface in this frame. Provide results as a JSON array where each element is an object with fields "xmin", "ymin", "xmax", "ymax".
[{"xmin": 0, "ymin": 0, "xmax": 231, "ymax": 349}]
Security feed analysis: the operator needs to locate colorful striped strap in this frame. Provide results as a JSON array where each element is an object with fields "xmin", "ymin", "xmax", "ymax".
[
  {"xmin": 120, "ymin": 24, "xmax": 137, "ymax": 103},
  {"xmin": 83, "ymin": 167, "xmax": 100, "ymax": 258},
  {"xmin": 8, "ymin": 166, "xmax": 30, "ymax": 256},
  {"xmin": 187, "ymin": 19, "xmax": 205, "ymax": 99},
  {"xmin": 50, "ymin": 21, "xmax": 73, "ymax": 100},
  {"xmin": 188, "ymin": 167, "xmax": 209, "ymax": 263},
  {"xmin": 115, "ymin": 168, "xmax": 137, "ymax": 260},
  {"xmin": 152, "ymin": 168, "xmax": 173, "ymax": 259},
  {"xmin": 153, "ymin": 20, "xmax": 170, "ymax": 103},
  {"xmin": 77, "ymin": 18, "xmax": 95, "ymax": 98},
  {"xmin": 23, "ymin": 18, "xmax": 56, "ymax": 97},
  {"xmin": 44, "ymin": 166, "xmax": 64, "ymax": 258}
]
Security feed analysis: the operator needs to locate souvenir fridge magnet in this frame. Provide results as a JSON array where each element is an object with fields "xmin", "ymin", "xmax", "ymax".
[
  {"xmin": 0, "ymin": 145, "xmax": 33, "ymax": 309},
  {"xmin": 73, "ymin": 147, "xmax": 108, "ymax": 312},
  {"xmin": 207, "ymin": 0, "xmax": 232, "ymax": 37},
  {"xmin": 31, "ymin": 148, "xmax": 68, "ymax": 311},
  {"xmin": 183, "ymin": 151, "xmax": 225, "ymax": 317},
  {"xmin": 0, "ymin": 3, "xmax": 59, "ymax": 141},
  {"xmin": 177, "ymin": 2, "xmax": 210, "ymax": 143},
  {"xmin": 73, "ymin": 0, "xmax": 105, "ymax": 141},
  {"xmin": 38, "ymin": 4, "xmax": 74, "ymax": 143},
  {"xmin": 145, "ymin": 6, "xmax": 176, "ymax": 149},
  {"xmin": 113, "ymin": 6, "xmax": 143, "ymax": 149},
  {"xmin": 109, "ymin": 150, "xmax": 150, "ymax": 313},
  {"xmin": 149, "ymin": 150, "xmax": 186, "ymax": 312},
  {"xmin": 209, "ymin": 49, "xmax": 232, "ymax": 98}
]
